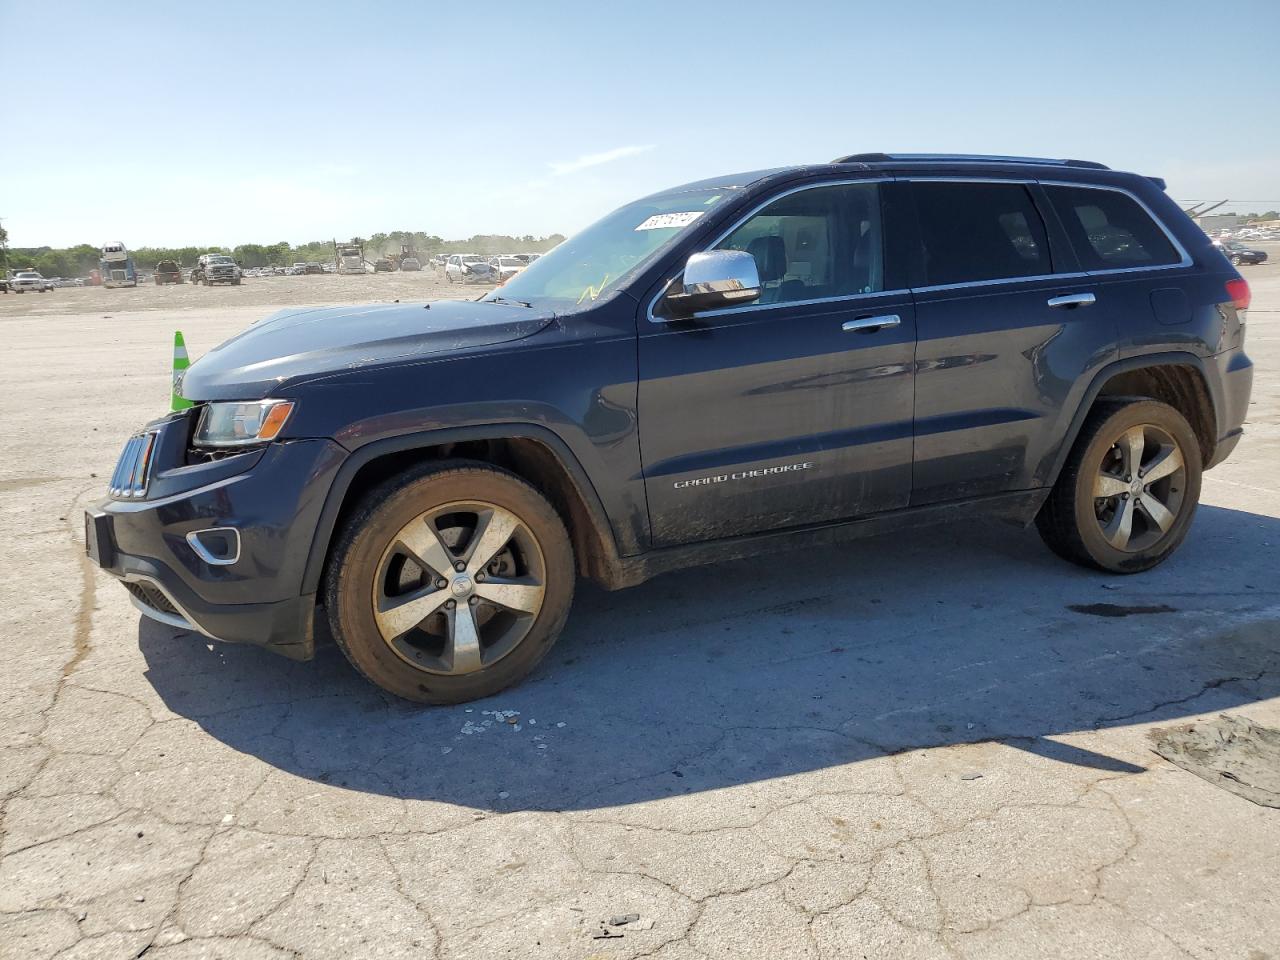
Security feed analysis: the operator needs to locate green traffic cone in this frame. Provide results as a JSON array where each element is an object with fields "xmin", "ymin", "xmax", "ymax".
[{"xmin": 171, "ymin": 331, "xmax": 193, "ymax": 411}]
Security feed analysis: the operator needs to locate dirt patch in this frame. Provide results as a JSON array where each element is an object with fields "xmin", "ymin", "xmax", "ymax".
[{"xmin": 1152, "ymin": 714, "xmax": 1280, "ymax": 807}]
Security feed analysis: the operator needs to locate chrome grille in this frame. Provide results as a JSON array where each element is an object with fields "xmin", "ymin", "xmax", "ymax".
[{"xmin": 109, "ymin": 432, "xmax": 157, "ymax": 499}]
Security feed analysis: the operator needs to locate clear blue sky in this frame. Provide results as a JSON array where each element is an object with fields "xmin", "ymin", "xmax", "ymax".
[{"xmin": 3, "ymin": 0, "xmax": 1278, "ymax": 248}]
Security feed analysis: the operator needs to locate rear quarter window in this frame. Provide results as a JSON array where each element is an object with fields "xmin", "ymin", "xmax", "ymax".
[{"xmin": 1045, "ymin": 184, "xmax": 1183, "ymax": 270}]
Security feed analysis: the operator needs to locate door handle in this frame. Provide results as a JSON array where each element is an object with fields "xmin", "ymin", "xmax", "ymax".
[
  {"xmin": 842, "ymin": 313, "xmax": 901, "ymax": 333},
  {"xmin": 1046, "ymin": 292, "xmax": 1096, "ymax": 309}
]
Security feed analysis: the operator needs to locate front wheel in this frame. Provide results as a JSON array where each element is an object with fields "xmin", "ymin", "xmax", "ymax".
[
  {"xmin": 1231, "ymin": 255, "xmax": 1243, "ymax": 266},
  {"xmin": 325, "ymin": 462, "xmax": 575, "ymax": 704},
  {"xmin": 1037, "ymin": 399, "xmax": 1201, "ymax": 573}
]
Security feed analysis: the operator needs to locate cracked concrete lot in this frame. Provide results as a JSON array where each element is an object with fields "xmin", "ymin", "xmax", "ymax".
[{"xmin": 2, "ymin": 258, "xmax": 1279, "ymax": 959}]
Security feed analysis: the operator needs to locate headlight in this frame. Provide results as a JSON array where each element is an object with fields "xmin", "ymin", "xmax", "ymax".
[{"xmin": 193, "ymin": 400, "xmax": 295, "ymax": 447}]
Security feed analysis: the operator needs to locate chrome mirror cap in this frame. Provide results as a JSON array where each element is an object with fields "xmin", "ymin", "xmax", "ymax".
[{"xmin": 663, "ymin": 249, "xmax": 761, "ymax": 319}]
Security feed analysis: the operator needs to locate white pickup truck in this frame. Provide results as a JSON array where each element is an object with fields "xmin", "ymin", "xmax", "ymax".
[{"xmin": 10, "ymin": 271, "xmax": 54, "ymax": 293}]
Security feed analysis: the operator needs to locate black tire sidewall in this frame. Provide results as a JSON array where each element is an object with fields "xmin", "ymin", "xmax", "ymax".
[
  {"xmin": 1070, "ymin": 400, "xmax": 1202, "ymax": 573},
  {"xmin": 326, "ymin": 463, "xmax": 575, "ymax": 703}
]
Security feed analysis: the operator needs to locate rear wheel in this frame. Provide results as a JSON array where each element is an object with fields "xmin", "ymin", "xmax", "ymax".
[
  {"xmin": 326, "ymin": 462, "xmax": 575, "ymax": 704},
  {"xmin": 1231, "ymin": 254, "xmax": 1243, "ymax": 266},
  {"xmin": 1037, "ymin": 399, "xmax": 1201, "ymax": 573}
]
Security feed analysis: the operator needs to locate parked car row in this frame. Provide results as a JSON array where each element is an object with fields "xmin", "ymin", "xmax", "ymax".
[{"xmin": 436, "ymin": 252, "xmax": 542, "ymax": 284}]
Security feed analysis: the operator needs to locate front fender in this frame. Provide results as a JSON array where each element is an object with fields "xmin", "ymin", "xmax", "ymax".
[{"xmin": 298, "ymin": 421, "xmax": 627, "ymax": 596}]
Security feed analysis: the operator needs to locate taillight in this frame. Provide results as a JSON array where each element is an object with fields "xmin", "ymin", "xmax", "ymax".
[{"xmin": 1226, "ymin": 277, "xmax": 1251, "ymax": 312}]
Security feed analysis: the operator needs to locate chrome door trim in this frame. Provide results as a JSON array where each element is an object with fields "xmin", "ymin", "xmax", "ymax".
[
  {"xmin": 1046, "ymin": 292, "xmax": 1097, "ymax": 309},
  {"xmin": 645, "ymin": 177, "xmax": 894, "ymax": 324},
  {"xmin": 842, "ymin": 314, "xmax": 902, "ymax": 333}
]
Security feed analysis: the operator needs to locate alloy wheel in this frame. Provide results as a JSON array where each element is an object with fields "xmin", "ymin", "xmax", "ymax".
[
  {"xmin": 1092, "ymin": 424, "xmax": 1187, "ymax": 552},
  {"xmin": 372, "ymin": 501, "xmax": 547, "ymax": 675}
]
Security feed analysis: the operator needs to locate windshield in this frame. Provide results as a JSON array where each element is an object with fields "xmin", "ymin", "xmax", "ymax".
[
  {"xmin": 209, "ymin": 256, "xmax": 234, "ymax": 264},
  {"xmin": 17, "ymin": 272, "xmax": 38, "ymax": 279},
  {"xmin": 484, "ymin": 187, "xmax": 731, "ymax": 308},
  {"xmin": 498, "ymin": 257, "xmax": 522, "ymax": 266}
]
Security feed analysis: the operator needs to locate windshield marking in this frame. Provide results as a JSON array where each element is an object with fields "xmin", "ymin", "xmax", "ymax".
[
  {"xmin": 635, "ymin": 212, "xmax": 704, "ymax": 231},
  {"xmin": 577, "ymin": 275, "xmax": 613, "ymax": 305}
]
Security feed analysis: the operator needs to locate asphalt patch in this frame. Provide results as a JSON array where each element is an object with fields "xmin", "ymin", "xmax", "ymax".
[{"xmin": 1067, "ymin": 603, "xmax": 1178, "ymax": 618}]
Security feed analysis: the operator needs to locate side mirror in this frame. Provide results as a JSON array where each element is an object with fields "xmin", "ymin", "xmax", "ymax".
[{"xmin": 663, "ymin": 249, "xmax": 761, "ymax": 319}]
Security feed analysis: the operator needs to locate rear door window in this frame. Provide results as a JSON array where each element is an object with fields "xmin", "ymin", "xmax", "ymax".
[
  {"xmin": 911, "ymin": 181, "xmax": 1052, "ymax": 286},
  {"xmin": 1044, "ymin": 184, "xmax": 1182, "ymax": 270}
]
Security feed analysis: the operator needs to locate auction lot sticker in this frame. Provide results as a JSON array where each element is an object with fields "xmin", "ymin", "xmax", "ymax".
[{"xmin": 635, "ymin": 212, "xmax": 704, "ymax": 231}]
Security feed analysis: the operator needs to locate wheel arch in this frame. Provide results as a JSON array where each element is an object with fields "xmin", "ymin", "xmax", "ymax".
[
  {"xmin": 1049, "ymin": 353, "xmax": 1219, "ymax": 487},
  {"xmin": 301, "ymin": 424, "xmax": 624, "ymax": 597}
]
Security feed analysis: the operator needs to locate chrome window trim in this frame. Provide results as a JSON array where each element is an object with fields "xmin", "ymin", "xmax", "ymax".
[
  {"xmin": 679, "ymin": 287, "xmax": 913, "ymax": 320},
  {"xmin": 1038, "ymin": 179, "xmax": 1194, "ymax": 273},
  {"xmin": 644, "ymin": 175, "xmax": 1194, "ymax": 321},
  {"xmin": 645, "ymin": 177, "xmax": 894, "ymax": 324},
  {"xmin": 911, "ymin": 272, "xmax": 1089, "ymax": 295}
]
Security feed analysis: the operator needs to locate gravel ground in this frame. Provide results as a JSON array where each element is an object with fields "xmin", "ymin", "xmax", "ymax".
[{"xmin": 0, "ymin": 255, "xmax": 1278, "ymax": 959}]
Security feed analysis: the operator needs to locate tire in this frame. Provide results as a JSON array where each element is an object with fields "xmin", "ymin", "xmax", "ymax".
[
  {"xmin": 325, "ymin": 461, "xmax": 575, "ymax": 704},
  {"xmin": 1230, "ymin": 255, "xmax": 1243, "ymax": 266},
  {"xmin": 1036, "ymin": 399, "xmax": 1201, "ymax": 573}
]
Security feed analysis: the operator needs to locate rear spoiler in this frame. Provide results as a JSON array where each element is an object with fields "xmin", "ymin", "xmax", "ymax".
[{"xmin": 1146, "ymin": 175, "xmax": 1168, "ymax": 191}]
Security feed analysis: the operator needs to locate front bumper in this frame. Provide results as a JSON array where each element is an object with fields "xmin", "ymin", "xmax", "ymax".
[{"xmin": 85, "ymin": 431, "xmax": 348, "ymax": 660}]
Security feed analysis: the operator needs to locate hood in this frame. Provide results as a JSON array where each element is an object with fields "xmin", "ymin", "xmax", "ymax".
[{"xmin": 180, "ymin": 299, "xmax": 554, "ymax": 400}]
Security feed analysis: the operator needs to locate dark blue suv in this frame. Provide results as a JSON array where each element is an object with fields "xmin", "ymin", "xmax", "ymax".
[{"xmin": 85, "ymin": 153, "xmax": 1254, "ymax": 703}]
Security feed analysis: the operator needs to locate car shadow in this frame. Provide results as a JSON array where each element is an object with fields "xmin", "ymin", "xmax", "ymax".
[{"xmin": 138, "ymin": 503, "xmax": 1280, "ymax": 811}]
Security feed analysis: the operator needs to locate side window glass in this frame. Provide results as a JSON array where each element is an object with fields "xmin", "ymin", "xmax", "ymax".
[
  {"xmin": 912, "ymin": 181, "xmax": 1051, "ymax": 286},
  {"xmin": 1045, "ymin": 185, "xmax": 1181, "ymax": 270},
  {"xmin": 717, "ymin": 183, "xmax": 883, "ymax": 306}
]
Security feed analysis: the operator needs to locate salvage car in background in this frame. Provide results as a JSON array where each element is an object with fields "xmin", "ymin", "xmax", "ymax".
[
  {"xmin": 154, "ymin": 259, "xmax": 184, "ymax": 284},
  {"xmin": 444, "ymin": 254, "xmax": 496, "ymax": 284},
  {"xmin": 491, "ymin": 256, "xmax": 527, "ymax": 283}
]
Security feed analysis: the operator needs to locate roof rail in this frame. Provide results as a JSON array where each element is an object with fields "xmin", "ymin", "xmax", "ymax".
[{"xmin": 832, "ymin": 152, "xmax": 1110, "ymax": 170}]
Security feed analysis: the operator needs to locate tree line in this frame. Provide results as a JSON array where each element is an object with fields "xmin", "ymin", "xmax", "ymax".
[{"xmin": 2, "ymin": 230, "xmax": 567, "ymax": 277}]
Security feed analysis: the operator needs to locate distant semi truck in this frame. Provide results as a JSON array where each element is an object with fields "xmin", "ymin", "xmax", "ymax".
[
  {"xmin": 334, "ymin": 240, "xmax": 366, "ymax": 275},
  {"xmin": 100, "ymin": 242, "xmax": 138, "ymax": 288}
]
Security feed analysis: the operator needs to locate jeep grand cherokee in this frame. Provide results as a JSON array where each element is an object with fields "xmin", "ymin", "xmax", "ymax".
[{"xmin": 85, "ymin": 153, "xmax": 1253, "ymax": 704}]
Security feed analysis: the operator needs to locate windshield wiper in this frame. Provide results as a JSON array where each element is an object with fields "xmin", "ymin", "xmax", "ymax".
[{"xmin": 486, "ymin": 295, "xmax": 533, "ymax": 308}]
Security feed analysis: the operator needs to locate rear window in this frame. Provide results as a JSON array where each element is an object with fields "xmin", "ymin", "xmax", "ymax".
[
  {"xmin": 911, "ymin": 182, "xmax": 1051, "ymax": 286},
  {"xmin": 1045, "ymin": 185, "xmax": 1182, "ymax": 270}
]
